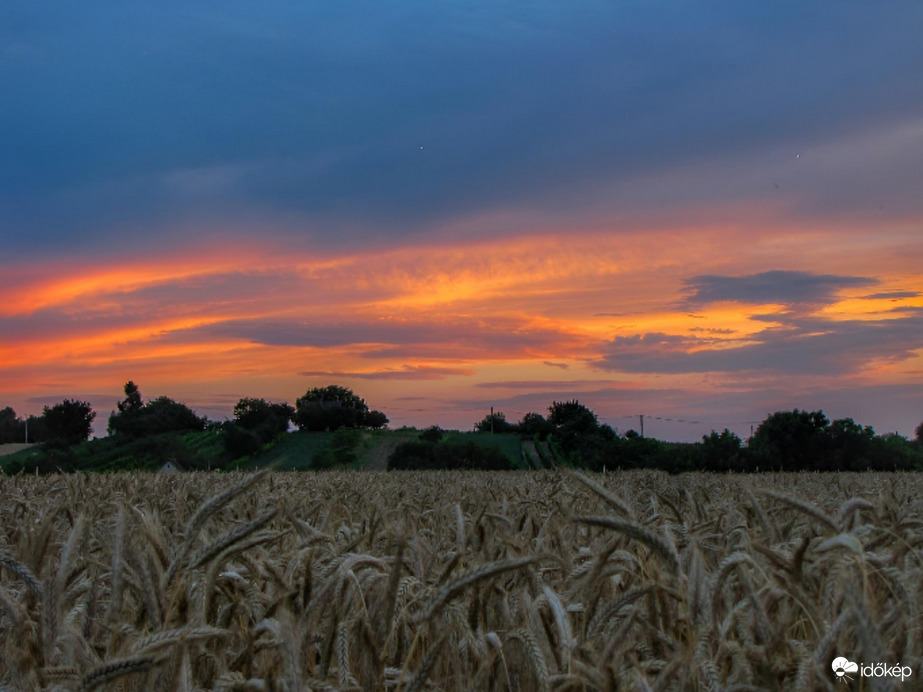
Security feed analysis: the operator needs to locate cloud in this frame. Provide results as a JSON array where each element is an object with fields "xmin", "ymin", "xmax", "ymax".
[
  {"xmin": 683, "ymin": 270, "xmax": 877, "ymax": 309},
  {"xmin": 300, "ymin": 365, "xmax": 474, "ymax": 381},
  {"xmin": 864, "ymin": 291, "xmax": 920, "ymax": 300},
  {"xmin": 475, "ymin": 379, "xmax": 623, "ymax": 390},
  {"xmin": 543, "ymin": 361, "xmax": 569, "ymax": 369},
  {"xmin": 597, "ymin": 311, "xmax": 923, "ymax": 375},
  {"xmin": 3, "ymin": 1, "xmax": 923, "ymax": 257},
  {"xmin": 171, "ymin": 314, "xmax": 578, "ymax": 359}
]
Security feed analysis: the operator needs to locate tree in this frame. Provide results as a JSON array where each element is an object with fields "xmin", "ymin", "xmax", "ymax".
[
  {"xmin": 109, "ymin": 381, "xmax": 145, "ymax": 435},
  {"xmin": 548, "ymin": 400, "xmax": 599, "ymax": 437},
  {"xmin": 0, "ymin": 407, "xmax": 23, "ymax": 444},
  {"xmin": 293, "ymin": 385, "xmax": 388, "ymax": 431},
  {"xmin": 108, "ymin": 382, "xmax": 205, "ymax": 437},
  {"xmin": 42, "ymin": 399, "xmax": 95, "ymax": 445},
  {"xmin": 25, "ymin": 415, "xmax": 48, "ymax": 443},
  {"xmin": 118, "ymin": 381, "xmax": 143, "ymax": 414},
  {"xmin": 748, "ymin": 409, "xmax": 830, "ymax": 471},
  {"xmin": 916, "ymin": 420, "xmax": 923, "ymax": 445},
  {"xmin": 474, "ymin": 411, "xmax": 514, "ymax": 433},
  {"xmin": 698, "ymin": 429, "xmax": 744, "ymax": 471},
  {"xmin": 233, "ymin": 398, "xmax": 294, "ymax": 441},
  {"xmin": 363, "ymin": 409, "xmax": 390, "ymax": 430},
  {"xmin": 518, "ymin": 412, "xmax": 553, "ymax": 439}
]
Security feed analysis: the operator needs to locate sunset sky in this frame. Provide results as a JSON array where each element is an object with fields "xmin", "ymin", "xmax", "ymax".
[{"xmin": 2, "ymin": 1, "xmax": 922, "ymax": 441}]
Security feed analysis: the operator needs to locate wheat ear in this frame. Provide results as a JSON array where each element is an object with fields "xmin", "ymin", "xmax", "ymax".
[
  {"xmin": 0, "ymin": 552, "xmax": 42, "ymax": 596},
  {"xmin": 568, "ymin": 471, "xmax": 633, "ymax": 518},
  {"xmin": 574, "ymin": 516, "xmax": 679, "ymax": 576},
  {"xmin": 420, "ymin": 556, "xmax": 541, "ymax": 623},
  {"xmin": 79, "ymin": 656, "xmax": 158, "ymax": 691}
]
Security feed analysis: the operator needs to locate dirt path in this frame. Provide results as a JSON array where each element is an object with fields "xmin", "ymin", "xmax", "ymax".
[
  {"xmin": 360, "ymin": 434, "xmax": 416, "ymax": 470},
  {"xmin": 0, "ymin": 443, "xmax": 34, "ymax": 458},
  {"xmin": 521, "ymin": 440, "xmax": 542, "ymax": 469}
]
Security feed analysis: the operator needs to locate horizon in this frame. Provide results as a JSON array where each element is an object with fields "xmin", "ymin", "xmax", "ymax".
[{"xmin": 2, "ymin": 1, "xmax": 922, "ymax": 444}]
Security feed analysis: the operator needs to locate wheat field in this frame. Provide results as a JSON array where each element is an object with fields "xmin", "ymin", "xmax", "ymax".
[{"xmin": 0, "ymin": 470, "xmax": 920, "ymax": 691}]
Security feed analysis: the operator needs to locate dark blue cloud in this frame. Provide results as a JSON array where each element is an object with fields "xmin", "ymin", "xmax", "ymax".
[
  {"xmin": 596, "ymin": 310, "xmax": 923, "ymax": 375},
  {"xmin": 684, "ymin": 271, "xmax": 877, "ymax": 308},
  {"xmin": 3, "ymin": 0, "xmax": 923, "ymax": 255},
  {"xmin": 165, "ymin": 314, "xmax": 574, "ymax": 357}
]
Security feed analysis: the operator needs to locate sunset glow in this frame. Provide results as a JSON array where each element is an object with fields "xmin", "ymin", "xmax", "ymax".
[{"xmin": 2, "ymin": 2, "xmax": 922, "ymax": 441}]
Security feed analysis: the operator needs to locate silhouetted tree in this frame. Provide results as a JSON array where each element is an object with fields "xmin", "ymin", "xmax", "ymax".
[
  {"xmin": 548, "ymin": 400, "xmax": 599, "ymax": 436},
  {"xmin": 25, "ymin": 415, "xmax": 48, "ymax": 443},
  {"xmin": 363, "ymin": 409, "xmax": 389, "ymax": 430},
  {"xmin": 109, "ymin": 381, "xmax": 145, "ymax": 435},
  {"xmin": 118, "ymin": 381, "xmax": 143, "ymax": 414},
  {"xmin": 518, "ymin": 412, "xmax": 553, "ymax": 439},
  {"xmin": 108, "ymin": 382, "xmax": 205, "ymax": 437},
  {"xmin": 748, "ymin": 409, "xmax": 830, "ymax": 471},
  {"xmin": 233, "ymin": 398, "xmax": 294, "ymax": 440},
  {"xmin": 0, "ymin": 407, "xmax": 23, "ymax": 443},
  {"xmin": 916, "ymin": 420, "xmax": 923, "ymax": 445},
  {"xmin": 698, "ymin": 429, "xmax": 745, "ymax": 471},
  {"xmin": 474, "ymin": 411, "xmax": 515, "ymax": 433},
  {"xmin": 294, "ymin": 385, "xmax": 388, "ymax": 431},
  {"xmin": 42, "ymin": 399, "xmax": 95, "ymax": 445}
]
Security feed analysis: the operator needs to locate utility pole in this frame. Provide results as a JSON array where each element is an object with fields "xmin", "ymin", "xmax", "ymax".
[
  {"xmin": 640, "ymin": 414, "xmax": 644, "ymax": 438},
  {"xmin": 24, "ymin": 417, "xmax": 28, "ymax": 444},
  {"xmin": 490, "ymin": 406, "xmax": 494, "ymax": 435}
]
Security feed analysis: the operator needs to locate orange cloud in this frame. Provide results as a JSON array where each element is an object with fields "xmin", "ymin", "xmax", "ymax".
[{"xmin": 2, "ymin": 219, "xmax": 921, "ymax": 435}]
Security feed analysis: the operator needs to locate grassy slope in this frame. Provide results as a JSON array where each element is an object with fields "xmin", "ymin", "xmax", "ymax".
[
  {"xmin": 238, "ymin": 429, "xmax": 522, "ymax": 471},
  {"xmin": 0, "ymin": 428, "xmax": 523, "ymax": 473}
]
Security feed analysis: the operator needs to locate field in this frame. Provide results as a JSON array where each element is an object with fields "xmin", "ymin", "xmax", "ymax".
[{"xmin": 1, "ymin": 470, "xmax": 920, "ymax": 691}]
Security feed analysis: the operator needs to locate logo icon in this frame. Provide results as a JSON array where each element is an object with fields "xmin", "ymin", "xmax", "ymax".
[{"xmin": 832, "ymin": 657, "xmax": 859, "ymax": 682}]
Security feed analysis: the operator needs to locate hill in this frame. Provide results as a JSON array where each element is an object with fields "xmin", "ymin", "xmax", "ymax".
[{"xmin": 0, "ymin": 428, "xmax": 526, "ymax": 473}]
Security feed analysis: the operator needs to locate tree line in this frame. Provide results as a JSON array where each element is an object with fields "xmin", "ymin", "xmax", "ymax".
[
  {"xmin": 0, "ymin": 400, "xmax": 96, "ymax": 447},
  {"xmin": 3, "ymin": 383, "xmax": 922, "ymax": 472},
  {"xmin": 475, "ymin": 401, "xmax": 923, "ymax": 472},
  {"xmin": 0, "ymin": 382, "xmax": 389, "ymax": 464}
]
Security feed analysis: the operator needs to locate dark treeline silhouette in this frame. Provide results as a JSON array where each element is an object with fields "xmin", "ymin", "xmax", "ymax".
[
  {"xmin": 3, "ymin": 385, "xmax": 921, "ymax": 473},
  {"xmin": 1, "ymin": 383, "xmax": 391, "ymax": 473},
  {"xmin": 475, "ymin": 401, "xmax": 923, "ymax": 472},
  {"xmin": 0, "ymin": 401, "xmax": 94, "ymax": 446},
  {"xmin": 387, "ymin": 426, "xmax": 514, "ymax": 470}
]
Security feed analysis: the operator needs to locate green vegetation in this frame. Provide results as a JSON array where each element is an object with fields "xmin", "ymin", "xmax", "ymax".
[
  {"xmin": 1, "ymin": 429, "xmax": 227, "ymax": 474},
  {"xmin": 2, "ymin": 382, "xmax": 922, "ymax": 474},
  {"xmin": 387, "ymin": 429, "xmax": 521, "ymax": 470}
]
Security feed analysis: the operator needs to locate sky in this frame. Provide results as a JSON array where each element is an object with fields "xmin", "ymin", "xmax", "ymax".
[{"xmin": 2, "ymin": 0, "xmax": 922, "ymax": 442}]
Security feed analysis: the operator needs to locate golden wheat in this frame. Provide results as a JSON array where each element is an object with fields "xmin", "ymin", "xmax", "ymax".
[{"xmin": 0, "ymin": 469, "xmax": 920, "ymax": 690}]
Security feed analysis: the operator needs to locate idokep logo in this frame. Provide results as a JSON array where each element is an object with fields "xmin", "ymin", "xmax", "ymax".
[
  {"xmin": 832, "ymin": 658, "xmax": 858, "ymax": 681},
  {"xmin": 832, "ymin": 656, "xmax": 913, "ymax": 683}
]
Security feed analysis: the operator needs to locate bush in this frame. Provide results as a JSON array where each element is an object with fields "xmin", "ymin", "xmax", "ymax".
[
  {"xmin": 312, "ymin": 427, "xmax": 362, "ymax": 469},
  {"xmin": 419, "ymin": 425, "xmax": 445, "ymax": 442},
  {"xmin": 388, "ymin": 438, "xmax": 513, "ymax": 470},
  {"xmin": 223, "ymin": 423, "xmax": 263, "ymax": 459}
]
